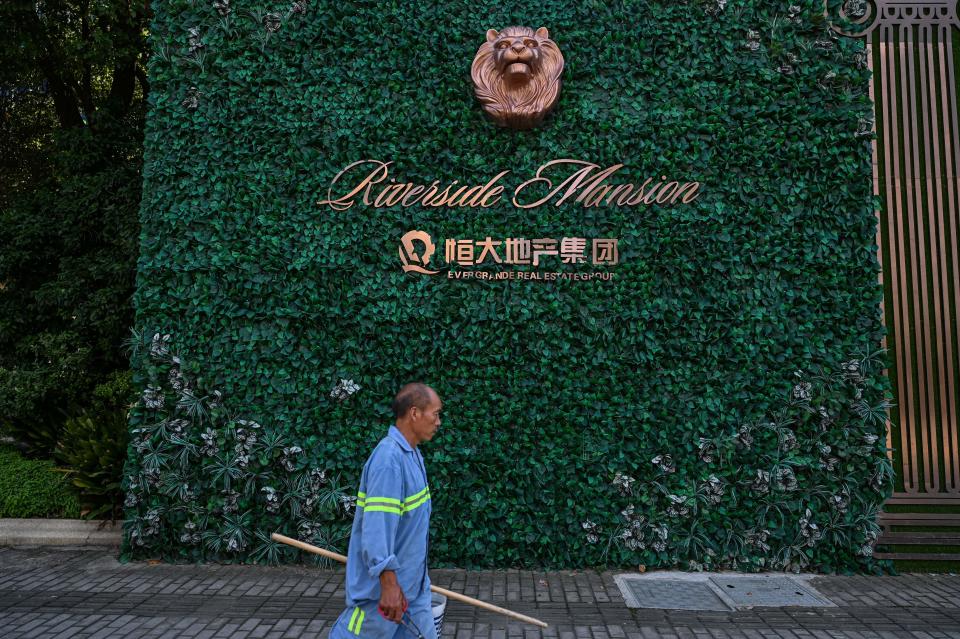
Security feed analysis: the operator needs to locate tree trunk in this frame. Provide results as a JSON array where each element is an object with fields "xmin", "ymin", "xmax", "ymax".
[
  {"xmin": 40, "ymin": 62, "xmax": 84, "ymax": 129},
  {"xmin": 104, "ymin": 57, "xmax": 137, "ymax": 119}
]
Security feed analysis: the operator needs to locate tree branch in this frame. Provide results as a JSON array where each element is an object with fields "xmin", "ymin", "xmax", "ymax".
[
  {"xmin": 134, "ymin": 62, "xmax": 150, "ymax": 96},
  {"xmin": 102, "ymin": 0, "xmax": 143, "ymax": 119},
  {"xmin": 17, "ymin": 4, "xmax": 84, "ymax": 128},
  {"xmin": 79, "ymin": 4, "xmax": 95, "ymax": 119}
]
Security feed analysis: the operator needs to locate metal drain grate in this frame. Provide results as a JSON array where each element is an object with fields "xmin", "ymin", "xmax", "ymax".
[
  {"xmin": 709, "ymin": 576, "xmax": 835, "ymax": 607},
  {"xmin": 617, "ymin": 578, "xmax": 732, "ymax": 611},
  {"xmin": 614, "ymin": 573, "xmax": 836, "ymax": 611}
]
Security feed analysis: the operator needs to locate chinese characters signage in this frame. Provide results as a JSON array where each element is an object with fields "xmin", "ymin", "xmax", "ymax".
[
  {"xmin": 444, "ymin": 236, "xmax": 618, "ymax": 266},
  {"xmin": 399, "ymin": 231, "xmax": 619, "ymax": 282}
]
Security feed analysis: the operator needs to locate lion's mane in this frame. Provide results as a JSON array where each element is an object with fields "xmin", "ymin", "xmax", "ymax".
[{"xmin": 471, "ymin": 26, "xmax": 564, "ymax": 129}]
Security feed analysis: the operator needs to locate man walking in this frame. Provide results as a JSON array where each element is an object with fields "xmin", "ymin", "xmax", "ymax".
[{"xmin": 328, "ymin": 383, "xmax": 442, "ymax": 638}]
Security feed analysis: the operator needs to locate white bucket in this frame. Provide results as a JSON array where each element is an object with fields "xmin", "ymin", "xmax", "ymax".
[{"xmin": 430, "ymin": 592, "xmax": 447, "ymax": 637}]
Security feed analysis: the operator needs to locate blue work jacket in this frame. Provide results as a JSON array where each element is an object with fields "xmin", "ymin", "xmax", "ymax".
[{"xmin": 343, "ymin": 425, "xmax": 432, "ymax": 606}]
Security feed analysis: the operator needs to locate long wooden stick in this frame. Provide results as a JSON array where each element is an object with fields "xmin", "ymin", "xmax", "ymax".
[{"xmin": 271, "ymin": 533, "xmax": 548, "ymax": 628}]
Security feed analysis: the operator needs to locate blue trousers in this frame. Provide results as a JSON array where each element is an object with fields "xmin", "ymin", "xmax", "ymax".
[{"xmin": 327, "ymin": 589, "xmax": 438, "ymax": 639}]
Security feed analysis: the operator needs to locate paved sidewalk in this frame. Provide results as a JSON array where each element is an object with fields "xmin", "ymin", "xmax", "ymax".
[{"xmin": 2, "ymin": 547, "xmax": 960, "ymax": 638}]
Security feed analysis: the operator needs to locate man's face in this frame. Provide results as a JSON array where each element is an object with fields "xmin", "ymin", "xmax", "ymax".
[{"xmin": 410, "ymin": 391, "xmax": 442, "ymax": 444}]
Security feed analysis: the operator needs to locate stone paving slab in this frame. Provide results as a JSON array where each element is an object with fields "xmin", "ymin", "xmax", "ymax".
[
  {"xmin": 617, "ymin": 578, "xmax": 732, "ymax": 611},
  {"xmin": 2, "ymin": 547, "xmax": 960, "ymax": 638}
]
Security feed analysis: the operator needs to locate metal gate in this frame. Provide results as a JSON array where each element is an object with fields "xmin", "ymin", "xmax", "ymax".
[{"xmin": 831, "ymin": 1, "xmax": 960, "ymax": 505}]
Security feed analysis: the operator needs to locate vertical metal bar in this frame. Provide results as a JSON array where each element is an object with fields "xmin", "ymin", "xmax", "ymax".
[
  {"xmin": 883, "ymin": 27, "xmax": 919, "ymax": 493},
  {"xmin": 901, "ymin": 24, "xmax": 937, "ymax": 493},
  {"xmin": 938, "ymin": 22, "xmax": 960, "ymax": 493},
  {"xmin": 917, "ymin": 22, "xmax": 950, "ymax": 494},
  {"xmin": 925, "ymin": 24, "xmax": 958, "ymax": 494}
]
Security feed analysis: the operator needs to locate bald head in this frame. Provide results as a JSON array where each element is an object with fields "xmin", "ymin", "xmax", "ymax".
[
  {"xmin": 392, "ymin": 383, "xmax": 442, "ymax": 446},
  {"xmin": 391, "ymin": 383, "xmax": 436, "ymax": 419}
]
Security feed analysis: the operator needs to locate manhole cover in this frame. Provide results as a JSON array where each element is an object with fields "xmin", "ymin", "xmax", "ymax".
[
  {"xmin": 708, "ymin": 576, "xmax": 834, "ymax": 607},
  {"xmin": 617, "ymin": 578, "xmax": 733, "ymax": 611}
]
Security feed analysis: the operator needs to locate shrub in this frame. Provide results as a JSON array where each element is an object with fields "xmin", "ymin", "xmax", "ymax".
[
  {"xmin": 0, "ymin": 445, "xmax": 82, "ymax": 518},
  {"xmin": 0, "ymin": 332, "xmax": 92, "ymax": 455},
  {"xmin": 56, "ymin": 371, "xmax": 134, "ymax": 519},
  {"xmin": 0, "ymin": 116, "xmax": 142, "ymax": 454}
]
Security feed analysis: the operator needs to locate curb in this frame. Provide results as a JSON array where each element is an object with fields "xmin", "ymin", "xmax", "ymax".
[{"xmin": 0, "ymin": 518, "xmax": 122, "ymax": 547}]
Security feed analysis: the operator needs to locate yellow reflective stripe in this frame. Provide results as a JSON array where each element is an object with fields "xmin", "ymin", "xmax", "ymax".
[
  {"xmin": 404, "ymin": 486, "xmax": 429, "ymax": 504},
  {"xmin": 363, "ymin": 505, "xmax": 403, "ymax": 514},
  {"xmin": 403, "ymin": 492, "xmax": 431, "ymax": 513},
  {"xmin": 354, "ymin": 608, "xmax": 365, "ymax": 635},
  {"xmin": 357, "ymin": 487, "xmax": 431, "ymax": 514},
  {"xmin": 348, "ymin": 606, "xmax": 360, "ymax": 632}
]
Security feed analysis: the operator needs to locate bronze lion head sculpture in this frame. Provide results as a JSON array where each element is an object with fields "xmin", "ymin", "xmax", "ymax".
[{"xmin": 471, "ymin": 26, "xmax": 564, "ymax": 130}]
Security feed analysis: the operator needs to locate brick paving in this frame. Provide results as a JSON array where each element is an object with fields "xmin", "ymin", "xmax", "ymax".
[{"xmin": 1, "ymin": 547, "xmax": 960, "ymax": 638}]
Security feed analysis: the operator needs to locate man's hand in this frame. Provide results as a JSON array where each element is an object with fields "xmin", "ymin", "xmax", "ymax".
[{"xmin": 378, "ymin": 570, "xmax": 407, "ymax": 623}]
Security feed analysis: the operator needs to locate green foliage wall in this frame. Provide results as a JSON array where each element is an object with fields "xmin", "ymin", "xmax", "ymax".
[{"xmin": 126, "ymin": 0, "xmax": 891, "ymax": 571}]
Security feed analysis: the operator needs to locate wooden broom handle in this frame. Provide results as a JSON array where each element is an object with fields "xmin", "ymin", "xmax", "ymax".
[{"xmin": 270, "ymin": 533, "xmax": 549, "ymax": 628}]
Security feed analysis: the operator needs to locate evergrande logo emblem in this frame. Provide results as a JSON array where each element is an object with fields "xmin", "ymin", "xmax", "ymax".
[
  {"xmin": 471, "ymin": 26, "xmax": 564, "ymax": 130},
  {"xmin": 398, "ymin": 230, "xmax": 439, "ymax": 275}
]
